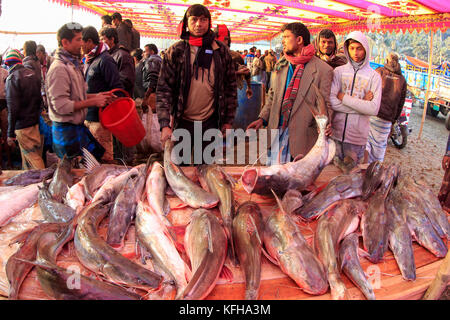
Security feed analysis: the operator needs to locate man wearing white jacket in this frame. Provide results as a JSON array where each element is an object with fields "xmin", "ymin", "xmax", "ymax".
[{"xmin": 330, "ymin": 31, "xmax": 382, "ymax": 166}]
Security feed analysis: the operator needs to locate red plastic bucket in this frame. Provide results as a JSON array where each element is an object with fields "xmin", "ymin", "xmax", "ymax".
[{"xmin": 99, "ymin": 89, "xmax": 145, "ymax": 147}]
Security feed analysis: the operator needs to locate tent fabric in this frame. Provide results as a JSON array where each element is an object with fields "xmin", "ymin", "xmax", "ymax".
[{"xmin": 50, "ymin": 0, "xmax": 449, "ymax": 43}]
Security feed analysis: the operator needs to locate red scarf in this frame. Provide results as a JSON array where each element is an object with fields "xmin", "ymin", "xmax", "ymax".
[
  {"xmin": 280, "ymin": 44, "xmax": 315, "ymax": 130},
  {"xmin": 85, "ymin": 42, "xmax": 109, "ymax": 65}
]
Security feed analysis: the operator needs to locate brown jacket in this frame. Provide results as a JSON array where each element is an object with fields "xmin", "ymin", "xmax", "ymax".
[
  {"xmin": 259, "ymin": 55, "xmax": 333, "ymax": 158},
  {"xmin": 375, "ymin": 65, "xmax": 407, "ymax": 123}
]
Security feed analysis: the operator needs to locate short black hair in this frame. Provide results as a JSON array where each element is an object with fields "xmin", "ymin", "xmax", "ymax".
[
  {"xmin": 100, "ymin": 27, "xmax": 118, "ymax": 45},
  {"xmin": 281, "ymin": 22, "xmax": 311, "ymax": 46},
  {"xmin": 82, "ymin": 26, "xmax": 100, "ymax": 45},
  {"xmin": 57, "ymin": 22, "xmax": 83, "ymax": 47},
  {"xmin": 124, "ymin": 19, "xmax": 133, "ymax": 27},
  {"xmin": 36, "ymin": 44, "xmax": 46, "ymax": 54},
  {"xmin": 101, "ymin": 15, "xmax": 112, "ymax": 25},
  {"xmin": 131, "ymin": 48, "xmax": 143, "ymax": 61},
  {"xmin": 318, "ymin": 29, "xmax": 336, "ymax": 40},
  {"xmin": 145, "ymin": 43, "xmax": 158, "ymax": 55},
  {"xmin": 112, "ymin": 12, "xmax": 122, "ymax": 22},
  {"xmin": 23, "ymin": 40, "xmax": 37, "ymax": 56}
]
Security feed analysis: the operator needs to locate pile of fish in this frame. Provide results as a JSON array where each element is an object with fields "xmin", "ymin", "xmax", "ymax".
[{"xmin": 0, "ymin": 138, "xmax": 449, "ymax": 300}]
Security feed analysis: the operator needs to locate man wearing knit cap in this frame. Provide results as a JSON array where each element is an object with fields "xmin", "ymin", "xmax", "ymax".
[
  {"xmin": 4, "ymin": 49, "xmax": 45, "ymax": 169},
  {"xmin": 156, "ymin": 4, "xmax": 237, "ymax": 164}
]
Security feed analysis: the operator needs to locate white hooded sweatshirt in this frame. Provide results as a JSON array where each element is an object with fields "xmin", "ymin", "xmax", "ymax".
[{"xmin": 330, "ymin": 31, "xmax": 382, "ymax": 146}]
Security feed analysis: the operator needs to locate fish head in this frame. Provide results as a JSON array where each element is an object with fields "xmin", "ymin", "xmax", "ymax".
[{"xmin": 241, "ymin": 167, "xmax": 259, "ymax": 194}]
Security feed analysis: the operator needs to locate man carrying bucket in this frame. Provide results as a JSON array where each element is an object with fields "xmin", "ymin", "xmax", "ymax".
[
  {"xmin": 81, "ymin": 26, "xmax": 123, "ymax": 163},
  {"xmin": 156, "ymin": 4, "xmax": 237, "ymax": 164},
  {"xmin": 46, "ymin": 22, "xmax": 111, "ymax": 162}
]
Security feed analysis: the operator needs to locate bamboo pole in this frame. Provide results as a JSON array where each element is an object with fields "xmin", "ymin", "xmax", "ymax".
[
  {"xmin": 422, "ymin": 250, "xmax": 450, "ymax": 300},
  {"xmin": 418, "ymin": 31, "xmax": 434, "ymax": 140}
]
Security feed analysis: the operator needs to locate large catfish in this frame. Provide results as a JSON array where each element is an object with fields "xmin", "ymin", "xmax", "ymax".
[
  {"xmin": 26, "ymin": 224, "xmax": 141, "ymax": 300},
  {"xmin": 263, "ymin": 192, "xmax": 328, "ymax": 295},
  {"xmin": 391, "ymin": 179, "xmax": 448, "ymax": 258},
  {"xmin": 38, "ymin": 181, "xmax": 76, "ymax": 223},
  {"xmin": 164, "ymin": 140, "xmax": 219, "ymax": 209},
  {"xmin": 232, "ymin": 201, "xmax": 264, "ymax": 300},
  {"xmin": 135, "ymin": 200, "xmax": 190, "ymax": 299},
  {"xmin": 74, "ymin": 201, "xmax": 163, "ymax": 291},
  {"xmin": 385, "ymin": 192, "xmax": 416, "ymax": 281},
  {"xmin": 6, "ymin": 222, "xmax": 69, "ymax": 299},
  {"xmin": 339, "ymin": 233, "xmax": 376, "ymax": 300},
  {"xmin": 361, "ymin": 164, "xmax": 398, "ymax": 263},
  {"xmin": 296, "ymin": 173, "xmax": 364, "ymax": 221},
  {"xmin": 48, "ymin": 156, "xmax": 73, "ymax": 203},
  {"xmin": 197, "ymin": 164, "xmax": 237, "ymax": 263},
  {"xmin": 241, "ymin": 84, "xmax": 335, "ymax": 196},
  {"xmin": 313, "ymin": 199, "xmax": 366, "ymax": 299},
  {"xmin": 146, "ymin": 161, "xmax": 170, "ymax": 217},
  {"xmin": 182, "ymin": 209, "xmax": 228, "ymax": 300},
  {"xmin": 107, "ymin": 170, "xmax": 146, "ymax": 248}
]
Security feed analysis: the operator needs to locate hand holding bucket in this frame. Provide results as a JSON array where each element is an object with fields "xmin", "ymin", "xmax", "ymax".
[{"xmin": 99, "ymin": 88, "xmax": 146, "ymax": 147}]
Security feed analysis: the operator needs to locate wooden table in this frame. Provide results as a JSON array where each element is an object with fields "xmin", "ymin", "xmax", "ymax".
[{"xmin": 0, "ymin": 165, "xmax": 447, "ymax": 300}]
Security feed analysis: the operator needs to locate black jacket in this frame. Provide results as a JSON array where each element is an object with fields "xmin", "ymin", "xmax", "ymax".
[
  {"xmin": 84, "ymin": 50, "xmax": 123, "ymax": 122},
  {"xmin": 23, "ymin": 55, "xmax": 42, "ymax": 84},
  {"xmin": 143, "ymin": 54, "xmax": 162, "ymax": 94},
  {"xmin": 109, "ymin": 45, "xmax": 136, "ymax": 97},
  {"xmin": 5, "ymin": 64, "xmax": 42, "ymax": 137},
  {"xmin": 134, "ymin": 60, "xmax": 146, "ymax": 99}
]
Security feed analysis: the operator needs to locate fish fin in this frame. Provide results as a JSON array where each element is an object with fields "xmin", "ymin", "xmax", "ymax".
[
  {"xmin": 271, "ymin": 189, "xmax": 287, "ymax": 214},
  {"xmin": 13, "ymin": 257, "xmax": 51, "ymax": 269},
  {"xmin": 218, "ymin": 167, "xmax": 238, "ymax": 187},
  {"xmin": 197, "ymin": 174, "xmax": 210, "ymax": 192},
  {"xmin": 248, "ymin": 215, "xmax": 263, "ymax": 246},
  {"xmin": 81, "ymin": 147, "xmax": 100, "ymax": 173},
  {"xmin": 261, "ymin": 247, "xmax": 279, "ymax": 266},
  {"xmin": 207, "ymin": 218, "xmax": 213, "ymax": 253},
  {"xmin": 163, "ymin": 198, "xmax": 171, "ymax": 216},
  {"xmin": 357, "ymin": 248, "xmax": 370, "ymax": 260},
  {"xmin": 293, "ymin": 153, "xmax": 304, "ymax": 162},
  {"xmin": 8, "ymin": 229, "xmax": 34, "ymax": 246},
  {"xmin": 171, "ymin": 202, "xmax": 188, "ymax": 210},
  {"xmin": 219, "ymin": 265, "xmax": 234, "ymax": 283}
]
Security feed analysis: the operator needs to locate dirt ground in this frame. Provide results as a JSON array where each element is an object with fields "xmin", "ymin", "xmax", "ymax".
[{"xmin": 384, "ymin": 104, "xmax": 448, "ymax": 195}]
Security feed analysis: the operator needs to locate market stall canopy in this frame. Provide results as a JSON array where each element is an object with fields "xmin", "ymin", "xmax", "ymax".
[{"xmin": 51, "ymin": 0, "xmax": 449, "ymax": 43}]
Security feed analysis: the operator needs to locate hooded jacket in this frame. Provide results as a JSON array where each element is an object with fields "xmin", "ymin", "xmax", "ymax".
[
  {"xmin": 330, "ymin": 31, "xmax": 382, "ymax": 146},
  {"xmin": 375, "ymin": 61, "xmax": 407, "ymax": 123},
  {"xmin": 109, "ymin": 45, "xmax": 136, "ymax": 97}
]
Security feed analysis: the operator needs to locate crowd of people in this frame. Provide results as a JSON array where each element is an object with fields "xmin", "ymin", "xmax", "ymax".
[{"xmin": 0, "ymin": 4, "xmax": 411, "ymax": 177}]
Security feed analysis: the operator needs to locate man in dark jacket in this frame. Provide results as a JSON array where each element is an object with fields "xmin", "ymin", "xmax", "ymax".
[
  {"xmin": 100, "ymin": 27, "xmax": 136, "ymax": 165},
  {"xmin": 131, "ymin": 48, "xmax": 146, "ymax": 101},
  {"xmin": 313, "ymin": 29, "xmax": 347, "ymax": 69},
  {"xmin": 100, "ymin": 27, "xmax": 136, "ymax": 97},
  {"xmin": 124, "ymin": 19, "xmax": 140, "ymax": 51},
  {"xmin": 23, "ymin": 40, "xmax": 42, "ymax": 84},
  {"xmin": 143, "ymin": 43, "xmax": 162, "ymax": 110},
  {"xmin": 156, "ymin": 4, "xmax": 237, "ymax": 165},
  {"xmin": 4, "ymin": 49, "xmax": 45, "ymax": 169},
  {"xmin": 112, "ymin": 12, "xmax": 133, "ymax": 52},
  {"xmin": 82, "ymin": 26, "xmax": 123, "ymax": 163},
  {"xmin": 365, "ymin": 52, "xmax": 407, "ymax": 164}
]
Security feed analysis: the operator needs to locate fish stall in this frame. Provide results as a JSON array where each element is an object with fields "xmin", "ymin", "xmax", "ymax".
[{"xmin": 0, "ymin": 142, "xmax": 448, "ymax": 300}]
